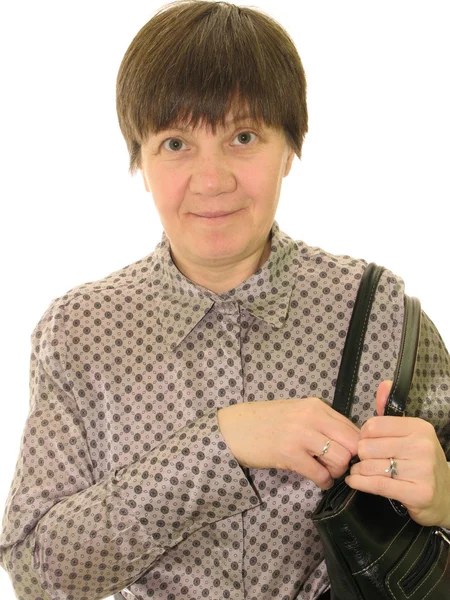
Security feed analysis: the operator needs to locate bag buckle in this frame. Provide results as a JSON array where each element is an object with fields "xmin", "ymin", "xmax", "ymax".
[{"xmin": 435, "ymin": 529, "xmax": 450, "ymax": 545}]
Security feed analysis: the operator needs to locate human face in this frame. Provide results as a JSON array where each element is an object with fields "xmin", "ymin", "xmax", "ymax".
[{"xmin": 139, "ymin": 113, "xmax": 295, "ymax": 277}]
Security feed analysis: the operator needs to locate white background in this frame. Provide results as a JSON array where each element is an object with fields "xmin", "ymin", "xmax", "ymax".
[{"xmin": 0, "ymin": 1, "xmax": 449, "ymax": 597}]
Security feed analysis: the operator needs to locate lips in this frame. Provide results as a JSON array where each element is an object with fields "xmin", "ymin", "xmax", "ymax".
[{"xmin": 194, "ymin": 210, "xmax": 239, "ymax": 218}]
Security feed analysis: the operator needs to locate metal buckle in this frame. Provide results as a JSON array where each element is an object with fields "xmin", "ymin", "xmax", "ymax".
[{"xmin": 435, "ymin": 529, "xmax": 450, "ymax": 545}]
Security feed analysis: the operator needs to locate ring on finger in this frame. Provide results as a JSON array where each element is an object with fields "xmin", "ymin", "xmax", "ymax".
[
  {"xmin": 319, "ymin": 439, "xmax": 331, "ymax": 457},
  {"xmin": 384, "ymin": 457, "xmax": 398, "ymax": 478}
]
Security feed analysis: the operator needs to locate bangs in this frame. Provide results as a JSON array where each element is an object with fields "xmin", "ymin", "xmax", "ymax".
[{"xmin": 117, "ymin": 1, "xmax": 308, "ymax": 173}]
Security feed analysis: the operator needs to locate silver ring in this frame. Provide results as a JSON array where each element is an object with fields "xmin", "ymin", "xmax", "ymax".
[
  {"xmin": 384, "ymin": 457, "xmax": 398, "ymax": 478},
  {"xmin": 319, "ymin": 439, "xmax": 331, "ymax": 457}
]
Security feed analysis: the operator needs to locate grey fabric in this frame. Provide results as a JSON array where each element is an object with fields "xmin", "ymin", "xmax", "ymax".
[{"xmin": 0, "ymin": 220, "xmax": 448, "ymax": 600}]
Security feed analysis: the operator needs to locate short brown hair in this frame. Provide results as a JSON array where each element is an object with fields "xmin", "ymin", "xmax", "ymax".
[{"xmin": 116, "ymin": 0, "xmax": 308, "ymax": 175}]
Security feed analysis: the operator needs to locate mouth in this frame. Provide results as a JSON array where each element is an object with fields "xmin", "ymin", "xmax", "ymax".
[{"xmin": 192, "ymin": 209, "xmax": 242, "ymax": 220}]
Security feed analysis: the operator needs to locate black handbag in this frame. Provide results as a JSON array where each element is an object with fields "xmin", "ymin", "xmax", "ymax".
[{"xmin": 312, "ymin": 263, "xmax": 450, "ymax": 599}]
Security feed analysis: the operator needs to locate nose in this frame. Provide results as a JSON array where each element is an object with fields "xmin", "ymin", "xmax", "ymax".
[{"xmin": 189, "ymin": 151, "xmax": 237, "ymax": 196}]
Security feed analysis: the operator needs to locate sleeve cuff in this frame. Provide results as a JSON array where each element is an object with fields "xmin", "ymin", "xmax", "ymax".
[{"xmin": 112, "ymin": 407, "xmax": 262, "ymax": 549}]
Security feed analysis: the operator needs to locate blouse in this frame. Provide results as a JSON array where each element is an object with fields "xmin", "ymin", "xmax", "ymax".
[{"xmin": 1, "ymin": 220, "xmax": 449, "ymax": 600}]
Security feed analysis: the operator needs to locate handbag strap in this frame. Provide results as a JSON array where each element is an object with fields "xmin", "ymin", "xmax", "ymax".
[
  {"xmin": 333, "ymin": 262, "xmax": 421, "ymax": 419},
  {"xmin": 333, "ymin": 263, "xmax": 385, "ymax": 418},
  {"xmin": 384, "ymin": 294, "xmax": 421, "ymax": 416}
]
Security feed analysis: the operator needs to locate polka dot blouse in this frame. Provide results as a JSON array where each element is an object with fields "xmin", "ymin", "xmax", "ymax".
[{"xmin": 1, "ymin": 221, "xmax": 449, "ymax": 600}]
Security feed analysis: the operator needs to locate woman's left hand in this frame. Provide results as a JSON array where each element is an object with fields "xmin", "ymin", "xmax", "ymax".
[{"xmin": 345, "ymin": 380, "xmax": 450, "ymax": 528}]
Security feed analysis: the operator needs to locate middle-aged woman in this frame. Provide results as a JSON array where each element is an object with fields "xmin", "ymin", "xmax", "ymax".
[{"xmin": 1, "ymin": 2, "xmax": 449, "ymax": 600}]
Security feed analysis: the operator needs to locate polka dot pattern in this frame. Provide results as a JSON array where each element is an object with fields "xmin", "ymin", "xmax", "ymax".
[
  {"xmin": 407, "ymin": 311, "xmax": 450, "ymax": 443},
  {"xmin": 0, "ymin": 220, "xmax": 448, "ymax": 600}
]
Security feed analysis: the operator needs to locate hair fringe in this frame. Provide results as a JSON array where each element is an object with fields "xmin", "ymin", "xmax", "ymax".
[{"xmin": 116, "ymin": 0, "xmax": 308, "ymax": 176}]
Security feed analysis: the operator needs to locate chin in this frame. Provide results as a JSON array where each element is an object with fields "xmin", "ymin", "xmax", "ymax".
[{"xmin": 193, "ymin": 234, "xmax": 247, "ymax": 258}]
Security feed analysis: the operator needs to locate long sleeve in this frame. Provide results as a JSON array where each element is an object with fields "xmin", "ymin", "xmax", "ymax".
[
  {"xmin": 409, "ymin": 310, "xmax": 450, "ymax": 528},
  {"xmin": 407, "ymin": 309, "xmax": 450, "ymax": 457},
  {"xmin": 0, "ymin": 302, "xmax": 261, "ymax": 600}
]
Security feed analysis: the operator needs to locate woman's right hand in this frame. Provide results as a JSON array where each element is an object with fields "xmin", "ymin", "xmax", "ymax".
[{"xmin": 217, "ymin": 398, "xmax": 361, "ymax": 490}]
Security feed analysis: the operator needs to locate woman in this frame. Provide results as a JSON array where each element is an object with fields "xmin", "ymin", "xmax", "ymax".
[{"xmin": 0, "ymin": 2, "xmax": 449, "ymax": 599}]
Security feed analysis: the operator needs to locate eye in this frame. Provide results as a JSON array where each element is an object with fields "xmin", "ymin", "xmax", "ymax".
[
  {"xmin": 161, "ymin": 137, "xmax": 187, "ymax": 152},
  {"xmin": 160, "ymin": 130, "xmax": 257, "ymax": 152},
  {"xmin": 232, "ymin": 131, "xmax": 257, "ymax": 146}
]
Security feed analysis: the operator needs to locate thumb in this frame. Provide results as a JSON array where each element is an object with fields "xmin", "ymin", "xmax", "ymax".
[{"xmin": 376, "ymin": 380, "xmax": 393, "ymax": 416}]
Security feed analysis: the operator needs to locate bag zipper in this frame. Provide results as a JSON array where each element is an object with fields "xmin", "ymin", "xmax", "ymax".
[{"xmin": 400, "ymin": 529, "xmax": 442, "ymax": 595}]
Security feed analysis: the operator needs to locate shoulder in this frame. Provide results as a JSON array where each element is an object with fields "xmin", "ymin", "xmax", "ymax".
[
  {"xmin": 289, "ymin": 233, "xmax": 407, "ymax": 373},
  {"xmin": 291, "ymin": 235, "xmax": 405, "ymax": 308},
  {"xmin": 30, "ymin": 245, "xmax": 162, "ymax": 356}
]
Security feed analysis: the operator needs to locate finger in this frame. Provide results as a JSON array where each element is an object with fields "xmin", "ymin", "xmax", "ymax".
[
  {"xmin": 360, "ymin": 416, "xmax": 427, "ymax": 439},
  {"xmin": 323, "ymin": 422, "xmax": 360, "ymax": 456},
  {"xmin": 298, "ymin": 454, "xmax": 334, "ymax": 490},
  {"xmin": 358, "ymin": 436, "xmax": 417, "ymax": 460},
  {"xmin": 280, "ymin": 433, "xmax": 348, "ymax": 481},
  {"xmin": 376, "ymin": 380, "xmax": 393, "ymax": 416},
  {"xmin": 350, "ymin": 458, "xmax": 418, "ymax": 483},
  {"xmin": 316, "ymin": 455, "xmax": 352, "ymax": 480},
  {"xmin": 345, "ymin": 472, "xmax": 413, "ymax": 505},
  {"xmin": 314, "ymin": 438, "xmax": 353, "ymax": 478}
]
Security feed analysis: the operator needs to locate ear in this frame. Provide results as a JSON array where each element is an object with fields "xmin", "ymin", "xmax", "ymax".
[{"xmin": 283, "ymin": 148, "xmax": 295, "ymax": 177}]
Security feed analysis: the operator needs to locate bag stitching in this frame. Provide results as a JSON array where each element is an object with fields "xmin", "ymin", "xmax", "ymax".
[
  {"xmin": 350, "ymin": 518, "xmax": 412, "ymax": 576},
  {"xmin": 386, "ymin": 537, "xmax": 447, "ymax": 599},
  {"xmin": 313, "ymin": 488, "xmax": 358, "ymax": 522}
]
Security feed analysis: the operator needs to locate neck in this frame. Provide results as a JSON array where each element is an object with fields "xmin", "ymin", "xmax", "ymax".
[{"xmin": 170, "ymin": 237, "xmax": 272, "ymax": 295}]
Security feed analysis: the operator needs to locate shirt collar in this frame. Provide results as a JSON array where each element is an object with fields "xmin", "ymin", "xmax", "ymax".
[{"xmin": 153, "ymin": 220, "xmax": 298, "ymax": 352}]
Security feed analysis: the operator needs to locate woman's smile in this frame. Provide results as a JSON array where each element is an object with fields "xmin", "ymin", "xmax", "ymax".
[{"xmin": 191, "ymin": 208, "xmax": 243, "ymax": 222}]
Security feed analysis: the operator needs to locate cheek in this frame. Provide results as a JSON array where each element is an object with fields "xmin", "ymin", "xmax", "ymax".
[
  {"xmin": 240, "ymin": 163, "xmax": 279, "ymax": 196},
  {"xmin": 148, "ymin": 168, "xmax": 186, "ymax": 212}
]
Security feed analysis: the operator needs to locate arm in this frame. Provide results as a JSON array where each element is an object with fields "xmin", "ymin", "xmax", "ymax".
[{"xmin": 0, "ymin": 303, "xmax": 261, "ymax": 600}]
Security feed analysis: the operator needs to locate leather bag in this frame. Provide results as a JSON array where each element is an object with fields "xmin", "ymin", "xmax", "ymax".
[{"xmin": 312, "ymin": 263, "xmax": 450, "ymax": 599}]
